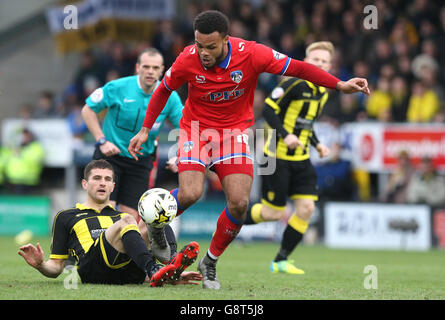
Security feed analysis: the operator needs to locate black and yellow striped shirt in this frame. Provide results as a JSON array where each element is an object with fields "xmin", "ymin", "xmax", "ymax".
[
  {"xmin": 50, "ymin": 203, "xmax": 128, "ymax": 261},
  {"xmin": 263, "ymin": 78, "xmax": 329, "ymax": 161}
]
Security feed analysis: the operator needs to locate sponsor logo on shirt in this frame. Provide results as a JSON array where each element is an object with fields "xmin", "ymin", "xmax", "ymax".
[
  {"xmin": 91, "ymin": 229, "xmax": 105, "ymax": 239},
  {"xmin": 123, "ymin": 98, "xmax": 135, "ymax": 103},
  {"xmin": 195, "ymin": 75, "xmax": 206, "ymax": 84},
  {"xmin": 272, "ymin": 49, "xmax": 286, "ymax": 60},
  {"xmin": 205, "ymin": 88, "xmax": 245, "ymax": 102}
]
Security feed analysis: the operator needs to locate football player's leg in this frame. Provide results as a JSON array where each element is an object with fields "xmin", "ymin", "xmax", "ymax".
[
  {"xmin": 244, "ymin": 202, "xmax": 286, "ymax": 224},
  {"xmin": 172, "ymin": 169, "xmax": 205, "ymax": 215},
  {"xmin": 271, "ymin": 198, "xmax": 315, "ymax": 275},
  {"xmin": 244, "ymin": 159, "xmax": 289, "ymax": 224},
  {"xmin": 104, "ymin": 214, "xmax": 158, "ymax": 278},
  {"xmin": 198, "ymin": 166, "xmax": 252, "ymax": 289}
]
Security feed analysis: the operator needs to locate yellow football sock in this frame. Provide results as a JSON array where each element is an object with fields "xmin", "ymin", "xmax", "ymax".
[
  {"xmin": 251, "ymin": 203, "xmax": 264, "ymax": 224},
  {"xmin": 288, "ymin": 214, "xmax": 309, "ymax": 234}
]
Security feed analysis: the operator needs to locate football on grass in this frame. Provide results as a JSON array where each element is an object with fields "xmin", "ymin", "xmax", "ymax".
[{"xmin": 138, "ymin": 188, "xmax": 177, "ymax": 228}]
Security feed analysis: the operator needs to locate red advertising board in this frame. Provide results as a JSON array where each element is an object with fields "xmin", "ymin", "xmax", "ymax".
[{"xmin": 383, "ymin": 126, "xmax": 445, "ymax": 169}]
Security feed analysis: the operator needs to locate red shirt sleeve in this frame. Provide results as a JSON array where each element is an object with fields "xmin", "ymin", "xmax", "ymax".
[
  {"xmin": 252, "ymin": 43, "xmax": 291, "ymax": 75},
  {"xmin": 252, "ymin": 43, "xmax": 340, "ymax": 90},
  {"xmin": 142, "ymin": 80, "xmax": 172, "ymax": 129},
  {"xmin": 284, "ymin": 59, "xmax": 340, "ymax": 90}
]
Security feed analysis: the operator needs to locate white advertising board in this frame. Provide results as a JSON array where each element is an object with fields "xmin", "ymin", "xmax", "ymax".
[
  {"xmin": 325, "ymin": 202, "xmax": 431, "ymax": 251},
  {"xmin": 2, "ymin": 119, "xmax": 73, "ymax": 167}
]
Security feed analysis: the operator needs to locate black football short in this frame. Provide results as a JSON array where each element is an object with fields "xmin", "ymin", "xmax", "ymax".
[
  {"xmin": 260, "ymin": 157, "xmax": 318, "ymax": 210},
  {"xmin": 93, "ymin": 147, "xmax": 153, "ymax": 210},
  {"xmin": 77, "ymin": 231, "xmax": 146, "ymax": 285}
]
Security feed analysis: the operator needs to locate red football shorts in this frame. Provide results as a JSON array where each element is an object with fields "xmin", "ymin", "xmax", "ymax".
[{"xmin": 177, "ymin": 121, "xmax": 253, "ymax": 180}]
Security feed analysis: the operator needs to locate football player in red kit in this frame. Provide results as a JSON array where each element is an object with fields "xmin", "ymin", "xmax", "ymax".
[{"xmin": 129, "ymin": 10, "xmax": 370, "ymax": 289}]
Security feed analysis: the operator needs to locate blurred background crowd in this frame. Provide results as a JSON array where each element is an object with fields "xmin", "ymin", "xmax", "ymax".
[{"xmin": 1, "ymin": 0, "xmax": 444, "ymax": 208}]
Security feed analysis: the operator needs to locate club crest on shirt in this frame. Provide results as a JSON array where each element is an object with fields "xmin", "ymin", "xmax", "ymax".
[
  {"xmin": 230, "ymin": 70, "xmax": 243, "ymax": 83},
  {"xmin": 183, "ymin": 141, "xmax": 194, "ymax": 153}
]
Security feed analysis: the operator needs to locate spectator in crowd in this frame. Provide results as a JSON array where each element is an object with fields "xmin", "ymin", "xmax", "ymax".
[
  {"xmin": 406, "ymin": 157, "xmax": 445, "ymax": 206},
  {"xmin": 383, "ymin": 150, "xmax": 414, "ymax": 203},
  {"xmin": 73, "ymin": 50, "xmax": 106, "ymax": 100},
  {"xmin": 325, "ymin": 92, "xmax": 365, "ymax": 125},
  {"xmin": 32, "ymin": 91, "xmax": 59, "ymax": 118},
  {"xmin": 406, "ymin": 79, "xmax": 440, "ymax": 122},
  {"xmin": 366, "ymin": 77, "xmax": 392, "ymax": 121},
  {"xmin": 106, "ymin": 42, "xmax": 133, "ymax": 77},
  {"xmin": 3, "ymin": 128, "xmax": 45, "ymax": 194},
  {"xmin": 67, "ymin": 103, "xmax": 90, "ymax": 150},
  {"xmin": 18, "ymin": 104, "xmax": 33, "ymax": 121},
  {"xmin": 315, "ymin": 142, "xmax": 355, "ymax": 202},
  {"xmin": 389, "ymin": 75, "xmax": 410, "ymax": 122}
]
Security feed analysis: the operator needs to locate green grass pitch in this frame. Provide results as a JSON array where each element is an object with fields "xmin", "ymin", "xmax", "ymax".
[{"xmin": 1, "ymin": 236, "xmax": 444, "ymax": 300}]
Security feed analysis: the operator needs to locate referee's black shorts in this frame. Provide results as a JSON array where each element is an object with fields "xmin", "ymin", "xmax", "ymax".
[
  {"xmin": 77, "ymin": 231, "xmax": 147, "ymax": 284},
  {"xmin": 93, "ymin": 147, "xmax": 153, "ymax": 210},
  {"xmin": 260, "ymin": 157, "xmax": 318, "ymax": 210}
]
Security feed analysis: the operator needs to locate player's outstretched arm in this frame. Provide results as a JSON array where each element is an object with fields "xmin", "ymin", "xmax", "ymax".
[
  {"xmin": 282, "ymin": 58, "xmax": 370, "ymax": 95},
  {"xmin": 18, "ymin": 242, "xmax": 65, "ymax": 278}
]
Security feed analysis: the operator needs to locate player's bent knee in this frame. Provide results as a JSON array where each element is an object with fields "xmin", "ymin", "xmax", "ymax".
[
  {"xmin": 228, "ymin": 197, "xmax": 249, "ymax": 218},
  {"xmin": 120, "ymin": 214, "xmax": 138, "ymax": 227},
  {"xmin": 179, "ymin": 187, "xmax": 203, "ymax": 208},
  {"xmin": 297, "ymin": 202, "xmax": 315, "ymax": 221}
]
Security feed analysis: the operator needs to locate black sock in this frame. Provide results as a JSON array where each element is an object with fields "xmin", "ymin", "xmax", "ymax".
[
  {"xmin": 121, "ymin": 229, "xmax": 155, "ymax": 276},
  {"xmin": 274, "ymin": 225, "xmax": 304, "ymax": 262},
  {"xmin": 243, "ymin": 207, "xmax": 255, "ymax": 225},
  {"xmin": 243, "ymin": 204, "xmax": 259, "ymax": 225},
  {"xmin": 164, "ymin": 224, "xmax": 177, "ymax": 258}
]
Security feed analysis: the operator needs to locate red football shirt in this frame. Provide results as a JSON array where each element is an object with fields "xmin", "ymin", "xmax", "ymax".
[
  {"xmin": 143, "ymin": 36, "xmax": 339, "ymax": 131},
  {"xmin": 163, "ymin": 37, "xmax": 295, "ymax": 130}
]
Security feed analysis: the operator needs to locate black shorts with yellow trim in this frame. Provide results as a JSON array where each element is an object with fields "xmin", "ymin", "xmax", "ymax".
[
  {"xmin": 77, "ymin": 231, "xmax": 146, "ymax": 285},
  {"xmin": 261, "ymin": 157, "xmax": 318, "ymax": 209}
]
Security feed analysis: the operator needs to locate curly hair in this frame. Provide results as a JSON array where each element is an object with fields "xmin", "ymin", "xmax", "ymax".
[{"xmin": 193, "ymin": 10, "xmax": 229, "ymax": 36}]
